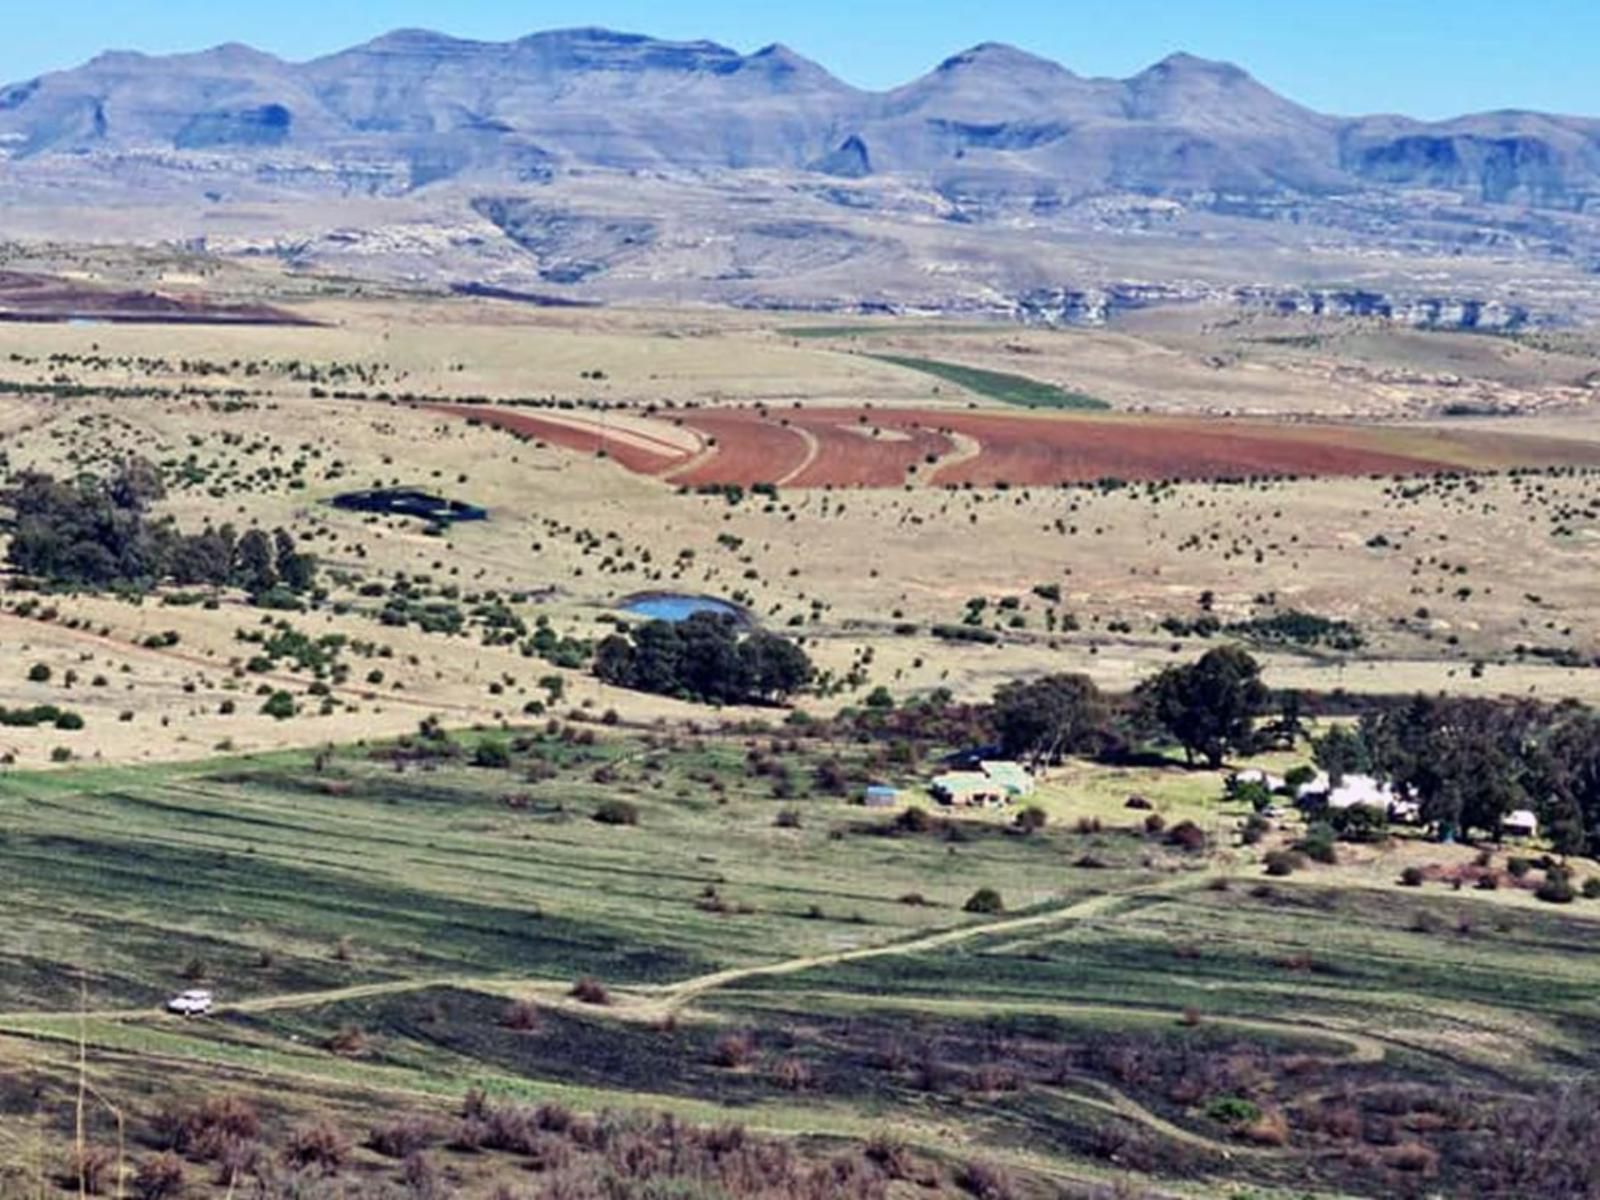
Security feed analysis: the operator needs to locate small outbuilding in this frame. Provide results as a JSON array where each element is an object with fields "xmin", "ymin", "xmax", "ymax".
[
  {"xmin": 1501, "ymin": 809, "xmax": 1539, "ymax": 840},
  {"xmin": 863, "ymin": 785, "xmax": 901, "ymax": 809}
]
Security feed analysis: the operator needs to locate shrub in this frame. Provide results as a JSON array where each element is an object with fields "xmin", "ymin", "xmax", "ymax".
[
  {"xmin": 864, "ymin": 1132, "xmax": 915, "ymax": 1180},
  {"xmin": 368, "ymin": 1116, "xmax": 439, "ymax": 1159},
  {"xmin": 1264, "ymin": 849, "xmax": 1302, "ymax": 877},
  {"xmin": 1144, "ymin": 812, "xmax": 1166, "ymax": 835},
  {"xmin": 1242, "ymin": 1107, "xmax": 1290, "ymax": 1146},
  {"xmin": 963, "ymin": 887, "xmax": 1005, "ymax": 915},
  {"xmin": 773, "ymin": 807, "xmax": 802, "ymax": 829},
  {"xmin": 61, "ymin": 1146, "xmax": 117, "ymax": 1194},
  {"xmin": 27, "ymin": 663, "xmax": 51, "ymax": 683},
  {"xmin": 1014, "ymin": 806, "xmax": 1048, "ymax": 833},
  {"xmin": 954, "ymin": 1159, "xmax": 1015, "ymax": 1200},
  {"xmin": 1583, "ymin": 878, "xmax": 1600, "ymax": 900},
  {"xmin": 133, "ymin": 1153, "xmax": 186, "ymax": 1200},
  {"xmin": 1536, "ymin": 869, "xmax": 1576, "ymax": 905},
  {"xmin": 282, "ymin": 1120, "xmax": 350, "ymax": 1172},
  {"xmin": 472, "ymin": 739, "xmax": 511, "ymax": 769},
  {"xmin": 593, "ymin": 798, "xmax": 639, "ymax": 826},
  {"xmin": 1399, "ymin": 866, "xmax": 1426, "ymax": 887},
  {"xmin": 711, "ymin": 1031, "xmax": 756, "ymax": 1068},
  {"xmin": 326, "ymin": 1024, "xmax": 367, "ymax": 1056},
  {"xmin": 1383, "ymin": 1140, "xmax": 1440, "ymax": 1175},
  {"xmin": 1241, "ymin": 813, "xmax": 1269, "ymax": 845},
  {"xmin": 1507, "ymin": 856, "xmax": 1532, "ymax": 878},
  {"xmin": 570, "ymin": 977, "xmax": 610, "ymax": 1005},
  {"xmin": 1297, "ymin": 823, "xmax": 1338, "ymax": 864},
  {"xmin": 770, "ymin": 1056, "xmax": 814, "ymax": 1091},
  {"xmin": 1205, "ymin": 1095, "xmax": 1261, "ymax": 1126},
  {"xmin": 896, "ymin": 806, "xmax": 933, "ymax": 834},
  {"xmin": 260, "ymin": 690, "xmax": 297, "ymax": 720},
  {"xmin": 1165, "ymin": 820, "xmax": 1207, "ymax": 852},
  {"xmin": 499, "ymin": 1000, "xmax": 541, "ymax": 1031}
]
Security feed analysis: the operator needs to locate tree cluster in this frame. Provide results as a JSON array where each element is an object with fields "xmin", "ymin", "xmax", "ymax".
[
  {"xmin": 1316, "ymin": 695, "xmax": 1600, "ymax": 847},
  {"xmin": 593, "ymin": 613, "xmax": 813, "ymax": 706},
  {"xmin": 2, "ymin": 463, "xmax": 315, "ymax": 596},
  {"xmin": 986, "ymin": 649, "xmax": 1273, "ymax": 772}
]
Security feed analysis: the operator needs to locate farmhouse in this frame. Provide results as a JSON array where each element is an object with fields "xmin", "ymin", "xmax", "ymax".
[
  {"xmin": 1296, "ymin": 771, "xmax": 1421, "ymax": 823},
  {"xmin": 930, "ymin": 760, "xmax": 1034, "ymax": 809}
]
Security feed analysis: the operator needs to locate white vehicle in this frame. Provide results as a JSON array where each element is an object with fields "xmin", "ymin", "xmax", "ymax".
[{"xmin": 166, "ymin": 989, "xmax": 214, "ymax": 1017}]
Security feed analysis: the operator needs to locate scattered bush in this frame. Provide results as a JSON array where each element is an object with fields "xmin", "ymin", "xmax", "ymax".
[
  {"xmin": 1014, "ymin": 805, "xmax": 1048, "ymax": 833},
  {"xmin": 1537, "ymin": 869, "xmax": 1576, "ymax": 905},
  {"xmin": 1264, "ymin": 849, "xmax": 1303, "ymax": 877},
  {"xmin": 1205, "ymin": 1095, "xmax": 1261, "ymax": 1126},
  {"xmin": 593, "ymin": 798, "xmax": 639, "ymax": 826},
  {"xmin": 711, "ymin": 1031, "xmax": 756, "ymax": 1069},
  {"xmin": 260, "ymin": 690, "xmax": 297, "ymax": 720},
  {"xmin": 1165, "ymin": 820, "xmax": 1208, "ymax": 852},
  {"xmin": 570, "ymin": 977, "xmax": 610, "ymax": 1005},
  {"xmin": 1399, "ymin": 866, "xmax": 1426, "ymax": 887},
  {"xmin": 133, "ymin": 1153, "xmax": 185, "ymax": 1200},
  {"xmin": 963, "ymin": 887, "xmax": 1005, "ymax": 915},
  {"xmin": 368, "ymin": 1116, "xmax": 439, "ymax": 1159},
  {"xmin": 499, "ymin": 1000, "xmax": 541, "ymax": 1032},
  {"xmin": 282, "ymin": 1120, "xmax": 350, "ymax": 1172}
]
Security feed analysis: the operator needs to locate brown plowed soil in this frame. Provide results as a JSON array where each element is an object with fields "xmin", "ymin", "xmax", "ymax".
[
  {"xmin": 783, "ymin": 409, "xmax": 955, "ymax": 487},
  {"xmin": 668, "ymin": 409, "xmax": 813, "ymax": 486},
  {"xmin": 436, "ymin": 405, "xmax": 691, "ymax": 475},
  {"xmin": 438, "ymin": 403, "xmax": 1600, "ymax": 488}
]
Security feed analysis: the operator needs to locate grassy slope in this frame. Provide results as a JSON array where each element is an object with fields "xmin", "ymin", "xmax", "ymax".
[{"xmin": 5, "ymin": 734, "xmax": 1600, "ymax": 1198}]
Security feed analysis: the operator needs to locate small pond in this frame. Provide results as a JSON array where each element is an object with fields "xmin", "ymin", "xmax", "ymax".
[
  {"xmin": 620, "ymin": 593, "xmax": 748, "ymax": 624},
  {"xmin": 329, "ymin": 488, "xmax": 487, "ymax": 523}
]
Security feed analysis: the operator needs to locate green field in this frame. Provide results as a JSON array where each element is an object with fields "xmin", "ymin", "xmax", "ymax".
[
  {"xmin": 868, "ymin": 354, "xmax": 1110, "ymax": 410},
  {"xmin": 2, "ymin": 728, "xmax": 1598, "ymax": 1198}
]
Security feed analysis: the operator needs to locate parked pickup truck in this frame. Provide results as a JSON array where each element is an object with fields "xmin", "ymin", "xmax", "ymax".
[{"xmin": 165, "ymin": 989, "xmax": 214, "ymax": 1017}]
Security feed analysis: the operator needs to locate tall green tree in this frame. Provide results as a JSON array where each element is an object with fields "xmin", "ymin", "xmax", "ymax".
[
  {"xmin": 1136, "ymin": 646, "xmax": 1268, "ymax": 768},
  {"xmin": 991, "ymin": 673, "xmax": 1107, "ymax": 767}
]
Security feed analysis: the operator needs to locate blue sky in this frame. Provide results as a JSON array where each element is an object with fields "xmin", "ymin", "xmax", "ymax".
[{"xmin": 5, "ymin": 0, "xmax": 1596, "ymax": 119}]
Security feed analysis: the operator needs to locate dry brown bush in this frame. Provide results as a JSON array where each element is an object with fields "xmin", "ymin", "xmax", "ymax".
[
  {"xmin": 282, "ymin": 1119, "xmax": 350, "ymax": 1173},
  {"xmin": 133, "ymin": 1152, "xmax": 185, "ymax": 1200},
  {"xmin": 1242, "ymin": 1107, "xmax": 1290, "ymax": 1146},
  {"xmin": 368, "ymin": 1115, "xmax": 440, "ymax": 1158},
  {"xmin": 711, "ymin": 1030, "xmax": 757, "ymax": 1069},
  {"xmin": 1383, "ymin": 1140, "xmax": 1440, "ymax": 1175},
  {"xmin": 325, "ymin": 1024, "xmax": 367, "ymax": 1056},
  {"xmin": 770, "ymin": 1056, "xmax": 814, "ymax": 1091},
  {"xmin": 499, "ymin": 999, "xmax": 541, "ymax": 1031}
]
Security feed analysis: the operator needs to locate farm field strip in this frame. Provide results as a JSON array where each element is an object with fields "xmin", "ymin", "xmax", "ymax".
[{"xmin": 431, "ymin": 401, "xmax": 1600, "ymax": 488}]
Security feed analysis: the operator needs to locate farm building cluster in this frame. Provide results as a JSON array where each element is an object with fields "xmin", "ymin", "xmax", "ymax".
[{"xmin": 1232, "ymin": 769, "xmax": 1539, "ymax": 839}]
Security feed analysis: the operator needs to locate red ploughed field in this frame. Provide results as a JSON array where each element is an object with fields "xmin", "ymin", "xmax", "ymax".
[{"xmin": 436, "ymin": 403, "xmax": 1600, "ymax": 488}]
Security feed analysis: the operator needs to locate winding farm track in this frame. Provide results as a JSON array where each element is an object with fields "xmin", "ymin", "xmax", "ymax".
[
  {"xmin": 0, "ymin": 873, "xmax": 1392, "ymax": 1176},
  {"xmin": 434, "ymin": 401, "xmax": 1600, "ymax": 488}
]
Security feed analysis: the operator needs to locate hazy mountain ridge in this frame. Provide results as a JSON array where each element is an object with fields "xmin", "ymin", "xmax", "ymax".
[{"xmin": 3, "ymin": 26, "xmax": 1598, "ymax": 207}]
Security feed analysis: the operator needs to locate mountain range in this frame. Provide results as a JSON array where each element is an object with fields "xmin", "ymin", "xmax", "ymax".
[
  {"xmin": 3, "ymin": 28, "xmax": 1599, "ymax": 322},
  {"xmin": 4, "ymin": 27, "xmax": 1598, "ymax": 205}
]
